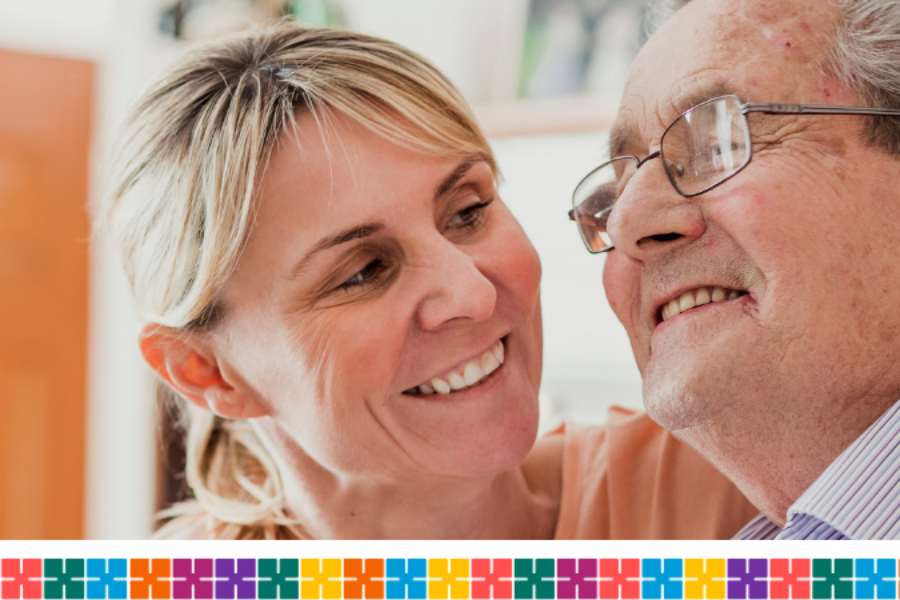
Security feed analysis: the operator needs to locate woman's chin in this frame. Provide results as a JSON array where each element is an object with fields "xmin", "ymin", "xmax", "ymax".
[
  {"xmin": 462, "ymin": 417, "xmax": 540, "ymax": 475},
  {"xmin": 394, "ymin": 381, "xmax": 541, "ymax": 477}
]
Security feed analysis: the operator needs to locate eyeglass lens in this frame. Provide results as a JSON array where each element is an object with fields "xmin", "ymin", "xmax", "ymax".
[
  {"xmin": 571, "ymin": 157, "xmax": 635, "ymax": 252},
  {"xmin": 571, "ymin": 96, "xmax": 753, "ymax": 253},
  {"xmin": 661, "ymin": 95, "xmax": 751, "ymax": 196}
]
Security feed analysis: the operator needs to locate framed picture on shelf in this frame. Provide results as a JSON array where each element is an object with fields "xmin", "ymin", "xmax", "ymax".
[{"xmin": 521, "ymin": 0, "xmax": 651, "ymax": 99}]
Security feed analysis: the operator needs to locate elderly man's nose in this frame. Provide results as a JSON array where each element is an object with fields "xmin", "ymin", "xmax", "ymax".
[
  {"xmin": 416, "ymin": 245, "xmax": 497, "ymax": 331},
  {"xmin": 606, "ymin": 171, "xmax": 706, "ymax": 260}
]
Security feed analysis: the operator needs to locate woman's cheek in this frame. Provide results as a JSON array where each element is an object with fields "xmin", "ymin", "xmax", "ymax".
[{"xmin": 492, "ymin": 211, "xmax": 542, "ymax": 303}]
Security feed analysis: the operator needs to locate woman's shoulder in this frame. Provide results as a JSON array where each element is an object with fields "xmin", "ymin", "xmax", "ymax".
[
  {"xmin": 522, "ymin": 408, "xmax": 649, "ymax": 505},
  {"xmin": 553, "ymin": 407, "xmax": 758, "ymax": 539}
]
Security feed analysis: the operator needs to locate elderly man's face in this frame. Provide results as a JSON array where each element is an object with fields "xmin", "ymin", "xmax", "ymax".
[{"xmin": 604, "ymin": 0, "xmax": 900, "ymax": 435}]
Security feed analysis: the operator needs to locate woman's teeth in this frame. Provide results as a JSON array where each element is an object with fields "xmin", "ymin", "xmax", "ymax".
[
  {"xmin": 406, "ymin": 340, "xmax": 505, "ymax": 396},
  {"xmin": 661, "ymin": 286, "xmax": 745, "ymax": 321}
]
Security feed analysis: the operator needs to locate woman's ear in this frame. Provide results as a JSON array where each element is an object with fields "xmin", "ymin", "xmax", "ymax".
[{"xmin": 138, "ymin": 323, "xmax": 268, "ymax": 419}]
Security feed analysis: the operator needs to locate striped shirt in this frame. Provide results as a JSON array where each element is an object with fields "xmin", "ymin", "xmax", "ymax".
[{"xmin": 734, "ymin": 400, "xmax": 900, "ymax": 540}]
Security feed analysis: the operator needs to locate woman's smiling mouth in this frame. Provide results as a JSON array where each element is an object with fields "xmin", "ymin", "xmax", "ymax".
[{"xmin": 404, "ymin": 339, "xmax": 506, "ymax": 396}]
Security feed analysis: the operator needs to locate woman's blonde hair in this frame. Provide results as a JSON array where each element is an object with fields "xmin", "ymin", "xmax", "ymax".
[{"xmin": 102, "ymin": 21, "xmax": 496, "ymax": 539}]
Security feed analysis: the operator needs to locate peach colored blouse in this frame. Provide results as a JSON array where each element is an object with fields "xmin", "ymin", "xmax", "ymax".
[{"xmin": 554, "ymin": 407, "xmax": 759, "ymax": 539}]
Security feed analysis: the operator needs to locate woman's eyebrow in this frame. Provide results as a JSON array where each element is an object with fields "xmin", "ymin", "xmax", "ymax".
[
  {"xmin": 288, "ymin": 222, "xmax": 385, "ymax": 279},
  {"xmin": 435, "ymin": 155, "xmax": 486, "ymax": 199}
]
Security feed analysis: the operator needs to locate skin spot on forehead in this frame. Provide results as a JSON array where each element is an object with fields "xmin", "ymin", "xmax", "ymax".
[
  {"xmin": 765, "ymin": 33, "xmax": 797, "ymax": 51},
  {"xmin": 813, "ymin": 76, "xmax": 857, "ymax": 103},
  {"xmin": 699, "ymin": 0, "xmax": 837, "ymax": 66}
]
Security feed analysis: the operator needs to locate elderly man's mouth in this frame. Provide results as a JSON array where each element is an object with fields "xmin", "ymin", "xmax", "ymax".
[{"xmin": 660, "ymin": 287, "xmax": 747, "ymax": 322}]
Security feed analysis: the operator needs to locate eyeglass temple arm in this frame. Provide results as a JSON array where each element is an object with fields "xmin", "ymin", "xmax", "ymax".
[{"xmin": 742, "ymin": 102, "xmax": 900, "ymax": 117}]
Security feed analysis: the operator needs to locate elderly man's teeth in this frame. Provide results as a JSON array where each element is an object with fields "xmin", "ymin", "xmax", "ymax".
[
  {"xmin": 695, "ymin": 288, "xmax": 711, "ymax": 306},
  {"xmin": 662, "ymin": 287, "xmax": 745, "ymax": 322},
  {"xmin": 666, "ymin": 299, "xmax": 679, "ymax": 320}
]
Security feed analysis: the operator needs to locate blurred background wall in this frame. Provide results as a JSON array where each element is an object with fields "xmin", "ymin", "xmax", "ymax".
[{"xmin": 0, "ymin": 0, "xmax": 648, "ymax": 539}]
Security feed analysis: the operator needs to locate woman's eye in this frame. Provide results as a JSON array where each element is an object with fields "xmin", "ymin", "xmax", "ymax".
[
  {"xmin": 448, "ymin": 198, "xmax": 493, "ymax": 230},
  {"xmin": 338, "ymin": 259, "xmax": 387, "ymax": 292}
]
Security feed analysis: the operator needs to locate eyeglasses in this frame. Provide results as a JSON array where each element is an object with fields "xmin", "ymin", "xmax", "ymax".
[{"xmin": 569, "ymin": 94, "xmax": 900, "ymax": 253}]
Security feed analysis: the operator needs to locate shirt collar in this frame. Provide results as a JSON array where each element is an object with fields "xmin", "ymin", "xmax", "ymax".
[
  {"xmin": 733, "ymin": 512, "xmax": 781, "ymax": 540},
  {"xmin": 785, "ymin": 400, "xmax": 900, "ymax": 539}
]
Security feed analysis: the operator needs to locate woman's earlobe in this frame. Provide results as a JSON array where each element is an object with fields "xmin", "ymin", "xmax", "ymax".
[
  {"xmin": 203, "ymin": 387, "xmax": 270, "ymax": 419},
  {"xmin": 138, "ymin": 323, "xmax": 268, "ymax": 419}
]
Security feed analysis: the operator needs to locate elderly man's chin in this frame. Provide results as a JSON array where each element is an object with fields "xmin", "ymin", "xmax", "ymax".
[
  {"xmin": 640, "ymin": 341, "xmax": 748, "ymax": 433},
  {"xmin": 644, "ymin": 379, "xmax": 730, "ymax": 434}
]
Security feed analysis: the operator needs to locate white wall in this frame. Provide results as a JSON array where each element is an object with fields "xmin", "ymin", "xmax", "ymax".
[
  {"xmin": 83, "ymin": 0, "xmax": 174, "ymax": 541},
  {"xmin": 0, "ymin": 0, "xmax": 115, "ymax": 60},
  {"xmin": 340, "ymin": 0, "xmax": 528, "ymax": 103}
]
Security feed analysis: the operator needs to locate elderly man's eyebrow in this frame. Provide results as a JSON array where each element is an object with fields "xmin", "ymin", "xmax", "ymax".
[
  {"xmin": 609, "ymin": 121, "xmax": 636, "ymax": 159},
  {"xmin": 609, "ymin": 83, "xmax": 741, "ymax": 159},
  {"xmin": 670, "ymin": 83, "xmax": 739, "ymax": 117},
  {"xmin": 289, "ymin": 222, "xmax": 385, "ymax": 279},
  {"xmin": 435, "ymin": 154, "xmax": 487, "ymax": 198}
]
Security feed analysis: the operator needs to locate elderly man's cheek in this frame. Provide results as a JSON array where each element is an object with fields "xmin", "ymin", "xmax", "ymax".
[
  {"xmin": 603, "ymin": 253, "xmax": 637, "ymax": 327},
  {"xmin": 603, "ymin": 253, "xmax": 648, "ymax": 371}
]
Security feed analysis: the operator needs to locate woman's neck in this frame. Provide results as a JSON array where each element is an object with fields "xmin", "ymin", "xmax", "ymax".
[
  {"xmin": 285, "ymin": 466, "xmax": 558, "ymax": 539},
  {"xmin": 258, "ymin": 422, "xmax": 563, "ymax": 540}
]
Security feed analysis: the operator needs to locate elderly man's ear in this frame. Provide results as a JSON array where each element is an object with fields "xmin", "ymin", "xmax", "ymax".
[{"xmin": 139, "ymin": 324, "xmax": 269, "ymax": 420}]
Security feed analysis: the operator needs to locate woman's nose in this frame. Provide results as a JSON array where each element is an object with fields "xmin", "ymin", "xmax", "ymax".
[
  {"xmin": 605, "ymin": 164, "xmax": 706, "ymax": 262},
  {"xmin": 415, "ymin": 242, "xmax": 497, "ymax": 331}
]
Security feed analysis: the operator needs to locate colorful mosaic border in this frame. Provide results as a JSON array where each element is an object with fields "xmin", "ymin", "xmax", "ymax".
[{"xmin": 1, "ymin": 558, "xmax": 896, "ymax": 600}]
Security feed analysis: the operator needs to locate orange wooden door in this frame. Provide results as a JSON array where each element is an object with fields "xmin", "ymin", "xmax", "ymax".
[{"xmin": 0, "ymin": 48, "xmax": 93, "ymax": 538}]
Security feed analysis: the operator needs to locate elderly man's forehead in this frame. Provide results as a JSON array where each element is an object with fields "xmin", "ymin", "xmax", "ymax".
[{"xmin": 608, "ymin": 0, "xmax": 840, "ymax": 159}]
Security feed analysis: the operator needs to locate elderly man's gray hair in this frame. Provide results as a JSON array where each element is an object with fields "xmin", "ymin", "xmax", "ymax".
[{"xmin": 649, "ymin": 0, "xmax": 900, "ymax": 155}]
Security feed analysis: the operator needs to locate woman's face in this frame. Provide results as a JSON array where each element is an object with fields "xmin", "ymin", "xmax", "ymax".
[{"xmin": 212, "ymin": 111, "xmax": 543, "ymax": 480}]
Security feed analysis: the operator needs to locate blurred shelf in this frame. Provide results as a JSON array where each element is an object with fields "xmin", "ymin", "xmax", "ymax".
[{"xmin": 474, "ymin": 93, "xmax": 619, "ymax": 139}]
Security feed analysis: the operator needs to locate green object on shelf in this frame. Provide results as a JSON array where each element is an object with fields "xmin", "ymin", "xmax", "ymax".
[{"xmin": 290, "ymin": 0, "xmax": 338, "ymax": 27}]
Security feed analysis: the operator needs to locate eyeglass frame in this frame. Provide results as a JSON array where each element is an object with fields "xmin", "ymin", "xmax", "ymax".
[{"xmin": 569, "ymin": 94, "xmax": 900, "ymax": 253}]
